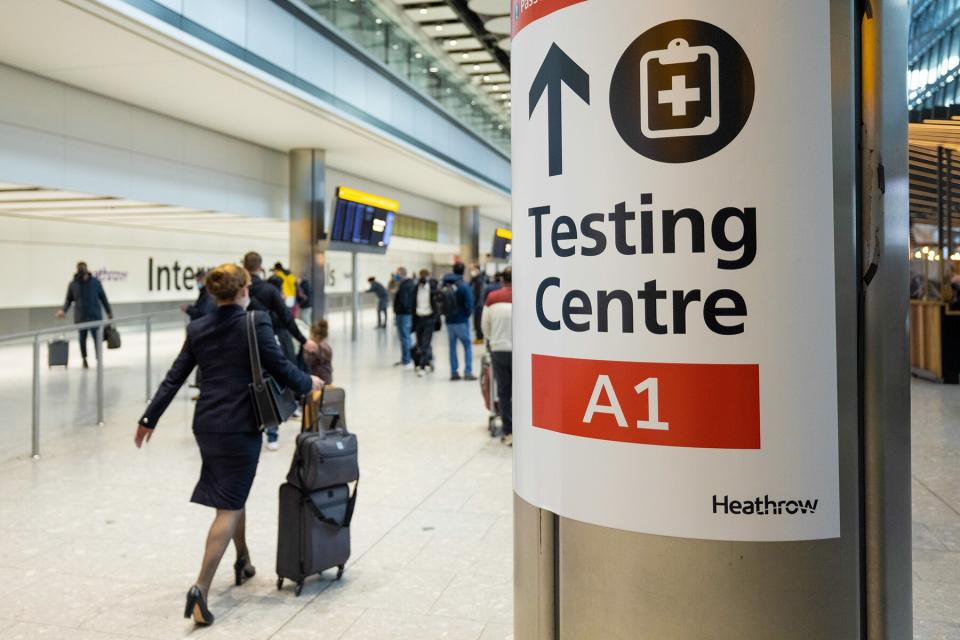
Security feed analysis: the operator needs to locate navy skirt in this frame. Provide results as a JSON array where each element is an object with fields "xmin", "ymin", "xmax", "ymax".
[{"xmin": 191, "ymin": 431, "xmax": 262, "ymax": 510}]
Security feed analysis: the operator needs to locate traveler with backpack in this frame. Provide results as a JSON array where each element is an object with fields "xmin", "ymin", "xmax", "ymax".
[
  {"xmin": 393, "ymin": 267, "xmax": 417, "ymax": 369},
  {"xmin": 413, "ymin": 269, "xmax": 438, "ymax": 376},
  {"xmin": 440, "ymin": 262, "xmax": 476, "ymax": 381}
]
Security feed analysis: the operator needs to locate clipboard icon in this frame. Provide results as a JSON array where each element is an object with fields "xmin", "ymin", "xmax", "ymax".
[{"xmin": 639, "ymin": 38, "xmax": 720, "ymax": 139}]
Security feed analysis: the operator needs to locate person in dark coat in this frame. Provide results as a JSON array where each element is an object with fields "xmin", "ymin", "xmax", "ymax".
[
  {"xmin": 56, "ymin": 261, "xmax": 113, "ymax": 369},
  {"xmin": 441, "ymin": 262, "xmax": 476, "ymax": 381},
  {"xmin": 243, "ymin": 252, "xmax": 314, "ymax": 363},
  {"xmin": 470, "ymin": 264, "xmax": 487, "ymax": 341},
  {"xmin": 135, "ymin": 263, "xmax": 321, "ymax": 627},
  {"xmin": 392, "ymin": 267, "xmax": 417, "ymax": 368},
  {"xmin": 183, "ymin": 269, "xmax": 216, "ymax": 321},
  {"xmin": 412, "ymin": 269, "xmax": 438, "ymax": 375},
  {"xmin": 243, "ymin": 252, "xmax": 318, "ymax": 449},
  {"xmin": 367, "ymin": 276, "xmax": 389, "ymax": 328}
]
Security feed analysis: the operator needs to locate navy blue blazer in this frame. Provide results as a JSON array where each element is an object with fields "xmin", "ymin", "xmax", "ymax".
[{"xmin": 139, "ymin": 306, "xmax": 312, "ymax": 434}]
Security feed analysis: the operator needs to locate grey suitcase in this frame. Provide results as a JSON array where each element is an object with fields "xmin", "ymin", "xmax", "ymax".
[
  {"xmin": 48, "ymin": 338, "xmax": 69, "ymax": 368},
  {"xmin": 276, "ymin": 482, "xmax": 355, "ymax": 596},
  {"xmin": 286, "ymin": 428, "xmax": 359, "ymax": 490}
]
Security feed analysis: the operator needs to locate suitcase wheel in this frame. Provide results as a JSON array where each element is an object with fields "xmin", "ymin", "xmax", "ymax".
[
  {"xmin": 276, "ymin": 577, "xmax": 283, "ymax": 591},
  {"xmin": 295, "ymin": 581, "xmax": 303, "ymax": 597},
  {"xmin": 336, "ymin": 565, "xmax": 344, "ymax": 580}
]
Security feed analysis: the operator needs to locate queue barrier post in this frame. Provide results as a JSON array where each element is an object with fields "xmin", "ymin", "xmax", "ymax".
[{"xmin": 31, "ymin": 335, "xmax": 40, "ymax": 459}]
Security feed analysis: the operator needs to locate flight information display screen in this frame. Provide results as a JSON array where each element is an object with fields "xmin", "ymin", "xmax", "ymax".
[
  {"xmin": 330, "ymin": 199, "xmax": 394, "ymax": 247},
  {"xmin": 329, "ymin": 187, "xmax": 398, "ymax": 249},
  {"xmin": 492, "ymin": 228, "xmax": 512, "ymax": 258}
]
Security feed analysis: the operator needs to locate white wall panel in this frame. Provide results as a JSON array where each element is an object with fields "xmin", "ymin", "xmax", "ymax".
[
  {"xmin": 182, "ymin": 0, "xmax": 247, "ymax": 46},
  {"xmin": 294, "ymin": 20, "xmax": 334, "ymax": 94},
  {"xmin": 246, "ymin": 0, "xmax": 297, "ymax": 70},
  {"xmin": 63, "ymin": 89, "xmax": 134, "ymax": 150},
  {"xmin": 0, "ymin": 63, "xmax": 288, "ymax": 219},
  {"xmin": 0, "ymin": 122, "xmax": 67, "ymax": 188},
  {"xmin": 333, "ymin": 47, "xmax": 367, "ymax": 109},
  {"xmin": 0, "ymin": 215, "xmax": 287, "ymax": 310},
  {"xmin": 153, "ymin": 0, "xmax": 183, "ymax": 12},
  {"xmin": 364, "ymin": 70, "xmax": 394, "ymax": 128}
]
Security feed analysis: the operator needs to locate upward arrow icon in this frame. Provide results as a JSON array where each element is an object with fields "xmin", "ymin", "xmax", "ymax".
[{"xmin": 529, "ymin": 43, "xmax": 591, "ymax": 177}]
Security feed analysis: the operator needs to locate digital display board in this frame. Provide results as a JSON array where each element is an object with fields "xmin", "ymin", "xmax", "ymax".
[
  {"xmin": 492, "ymin": 228, "xmax": 512, "ymax": 259},
  {"xmin": 329, "ymin": 187, "xmax": 398, "ymax": 250}
]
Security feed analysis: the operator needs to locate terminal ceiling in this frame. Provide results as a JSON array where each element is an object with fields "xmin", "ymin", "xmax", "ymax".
[{"xmin": 0, "ymin": 0, "xmax": 511, "ymax": 219}]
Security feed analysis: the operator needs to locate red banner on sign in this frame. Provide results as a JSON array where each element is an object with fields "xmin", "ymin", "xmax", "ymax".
[
  {"xmin": 512, "ymin": 0, "xmax": 588, "ymax": 37},
  {"xmin": 531, "ymin": 354, "xmax": 761, "ymax": 449}
]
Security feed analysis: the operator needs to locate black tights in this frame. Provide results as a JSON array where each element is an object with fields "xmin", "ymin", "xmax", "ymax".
[{"xmin": 196, "ymin": 508, "xmax": 247, "ymax": 597}]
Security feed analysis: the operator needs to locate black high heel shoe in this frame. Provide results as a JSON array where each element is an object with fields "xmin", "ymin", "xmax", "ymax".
[
  {"xmin": 184, "ymin": 585, "xmax": 214, "ymax": 626},
  {"xmin": 234, "ymin": 557, "xmax": 256, "ymax": 586}
]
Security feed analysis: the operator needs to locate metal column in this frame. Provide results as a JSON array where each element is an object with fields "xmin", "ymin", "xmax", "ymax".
[
  {"xmin": 290, "ymin": 149, "xmax": 327, "ymax": 318},
  {"xmin": 145, "ymin": 316, "xmax": 152, "ymax": 402},
  {"xmin": 862, "ymin": 0, "xmax": 913, "ymax": 636},
  {"xmin": 459, "ymin": 205, "xmax": 480, "ymax": 265},
  {"xmin": 351, "ymin": 250, "xmax": 359, "ymax": 342},
  {"xmin": 512, "ymin": 1, "xmax": 910, "ymax": 638},
  {"xmin": 31, "ymin": 336, "xmax": 40, "ymax": 458},
  {"xmin": 95, "ymin": 325, "xmax": 104, "ymax": 426}
]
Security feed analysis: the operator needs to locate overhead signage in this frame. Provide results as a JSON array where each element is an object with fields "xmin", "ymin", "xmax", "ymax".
[
  {"xmin": 336, "ymin": 186, "xmax": 400, "ymax": 212},
  {"xmin": 511, "ymin": 1, "xmax": 840, "ymax": 541}
]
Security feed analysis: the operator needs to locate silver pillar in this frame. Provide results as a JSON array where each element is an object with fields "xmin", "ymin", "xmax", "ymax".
[
  {"xmin": 145, "ymin": 316, "xmax": 152, "ymax": 403},
  {"xmin": 513, "ymin": 2, "xmax": 910, "ymax": 638},
  {"xmin": 862, "ymin": 0, "xmax": 912, "ymax": 636},
  {"xmin": 290, "ymin": 149, "xmax": 327, "ymax": 318},
  {"xmin": 351, "ymin": 250, "xmax": 359, "ymax": 342},
  {"xmin": 31, "ymin": 335, "xmax": 40, "ymax": 458},
  {"xmin": 95, "ymin": 325, "xmax": 104, "ymax": 426},
  {"xmin": 459, "ymin": 206, "xmax": 480, "ymax": 265}
]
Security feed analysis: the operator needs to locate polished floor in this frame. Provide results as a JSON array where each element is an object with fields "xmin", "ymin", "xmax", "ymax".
[
  {"xmin": 0, "ymin": 310, "xmax": 512, "ymax": 639},
  {"xmin": 0, "ymin": 310, "xmax": 958, "ymax": 638}
]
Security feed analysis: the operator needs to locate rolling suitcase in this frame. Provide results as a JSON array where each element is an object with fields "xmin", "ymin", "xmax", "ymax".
[
  {"xmin": 278, "ymin": 391, "xmax": 358, "ymax": 596},
  {"xmin": 48, "ymin": 338, "xmax": 69, "ymax": 368},
  {"xmin": 276, "ymin": 482, "xmax": 355, "ymax": 596}
]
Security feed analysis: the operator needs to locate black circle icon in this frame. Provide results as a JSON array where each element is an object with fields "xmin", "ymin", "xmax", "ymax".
[{"xmin": 610, "ymin": 20, "xmax": 755, "ymax": 164}]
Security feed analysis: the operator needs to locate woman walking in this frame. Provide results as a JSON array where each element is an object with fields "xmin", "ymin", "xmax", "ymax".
[{"xmin": 134, "ymin": 263, "xmax": 321, "ymax": 626}]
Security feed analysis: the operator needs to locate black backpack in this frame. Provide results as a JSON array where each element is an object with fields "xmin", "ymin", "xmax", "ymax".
[{"xmin": 434, "ymin": 282, "xmax": 460, "ymax": 317}]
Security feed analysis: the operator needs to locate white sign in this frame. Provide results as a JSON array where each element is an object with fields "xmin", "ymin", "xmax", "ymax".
[{"xmin": 512, "ymin": 1, "xmax": 839, "ymax": 541}]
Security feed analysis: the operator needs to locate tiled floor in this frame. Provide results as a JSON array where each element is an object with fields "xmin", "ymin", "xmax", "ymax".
[
  {"xmin": 0, "ymin": 310, "xmax": 512, "ymax": 639},
  {"xmin": 912, "ymin": 381, "xmax": 960, "ymax": 639},
  {"xmin": 1, "ymin": 309, "xmax": 959, "ymax": 638}
]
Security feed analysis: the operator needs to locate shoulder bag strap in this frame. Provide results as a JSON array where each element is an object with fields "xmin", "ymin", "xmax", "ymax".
[
  {"xmin": 344, "ymin": 478, "xmax": 359, "ymax": 527},
  {"xmin": 247, "ymin": 311, "xmax": 266, "ymax": 390}
]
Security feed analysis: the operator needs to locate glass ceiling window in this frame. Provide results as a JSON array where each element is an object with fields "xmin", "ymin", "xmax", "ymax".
[
  {"xmin": 304, "ymin": 0, "xmax": 511, "ymax": 154},
  {"xmin": 909, "ymin": 0, "xmax": 960, "ymax": 109}
]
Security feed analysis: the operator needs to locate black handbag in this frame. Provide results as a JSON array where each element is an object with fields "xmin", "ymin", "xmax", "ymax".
[
  {"xmin": 103, "ymin": 325, "xmax": 121, "ymax": 349},
  {"xmin": 246, "ymin": 311, "xmax": 298, "ymax": 431}
]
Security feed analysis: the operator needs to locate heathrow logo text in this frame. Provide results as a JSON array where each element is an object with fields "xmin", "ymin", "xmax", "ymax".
[{"xmin": 713, "ymin": 494, "xmax": 819, "ymax": 516}]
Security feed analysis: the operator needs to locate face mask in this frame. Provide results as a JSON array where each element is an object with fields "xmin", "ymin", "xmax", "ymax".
[
  {"xmin": 420, "ymin": 277, "xmax": 427, "ymax": 284},
  {"xmin": 238, "ymin": 289, "xmax": 250, "ymax": 309}
]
